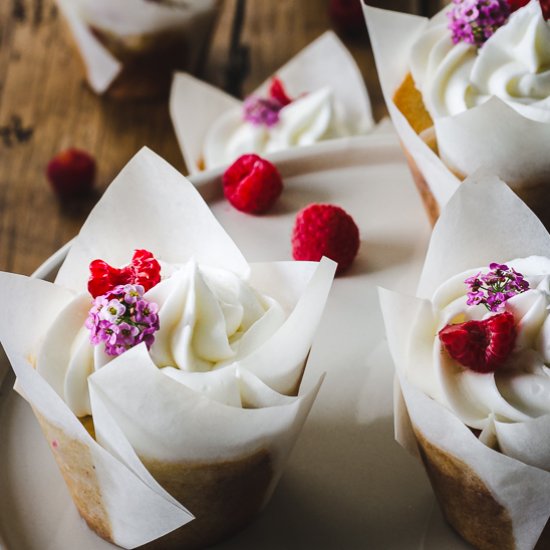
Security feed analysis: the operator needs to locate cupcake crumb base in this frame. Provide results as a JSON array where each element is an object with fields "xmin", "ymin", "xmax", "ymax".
[
  {"xmin": 413, "ymin": 426, "xmax": 515, "ymax": 550},
  {"xmin": 142, "ymin": 449, "xmax": 274, "ymax": 549}
]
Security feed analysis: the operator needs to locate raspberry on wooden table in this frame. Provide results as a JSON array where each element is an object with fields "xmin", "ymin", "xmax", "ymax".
[
  {"xmin": 46, "ymin": 148, "xmax": 96, "ymax": 198},
  {"xmin": 439, "ymin": 312, "xmax": 516, "ymax": 373}
]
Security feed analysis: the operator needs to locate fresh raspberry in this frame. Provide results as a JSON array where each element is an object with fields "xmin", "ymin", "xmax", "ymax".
[
  {"xmin": 88, "ymin": 249, "xmax": 161, "ymax": 298},
  {"xmin": 540, "ymin": 0, "xmax": 550, "ymax": 20},
  {"xmin": 222, "ymin": 154, "xmax": 283, "ymax": 214},
  {"xmin": 508, "ymin": 0, "xmax": 529, "ymax": 11},
  {"xmin": 328, "ymin": 0, "xmax": 366, "ymax": 37},
  {"xmin": 46, "ymin": 148, "xmax": 96, "ymax": 198},
  {"xmin": 438, "ymin": 312, "xmax": 516, "ymax": 373},
  {"xmin": 269, "ymin": 77, "xmax": 293, "ymax": 106},
  {"xmin": 291, "ymin": 204, "xmax": 360, "ymax": 274}
]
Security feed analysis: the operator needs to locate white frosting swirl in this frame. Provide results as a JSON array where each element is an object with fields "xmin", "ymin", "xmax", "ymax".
[
  {"xmin": 410, "ymin": 1, "xmax": 550, "ymax": 121},
  {"xmin": 36, "ymin": 260, "xmax": 285, "ymax": 417},
  {"xmin": 409, "ymin": 256, "xmax": 550, "ymax": 432},
  {"xmin": 203, "ymin": 87, "xmax": 352, "ymax": 169}
]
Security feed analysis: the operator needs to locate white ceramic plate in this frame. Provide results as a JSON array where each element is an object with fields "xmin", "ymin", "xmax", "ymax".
[{"xmin": 0, "ymin": 128, "xmax": 470, "ymax": 550}]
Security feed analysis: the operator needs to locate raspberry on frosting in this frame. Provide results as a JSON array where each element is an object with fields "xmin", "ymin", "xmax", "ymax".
[
  {"xmin": 222, "ymin": 154, "xmax": 283, "ymax": 214},
  {"xmin": 438, "ymin": 312, "xmax": 516, "ymax": 373},
  {"xmin": 268, "ymin": 77, "xmax": 293, "ymax": 107},
  {"xmin": 88, "ymin": 249, "xmax": 161, "ymax": 298},
  {"xmin": 291, "ymin": 204, "xmax": 359, "ymax": 274},
  {"xmin": 540, "ymin": 0, "xmax": 550, "ymax": 19},
  {"xmin": 509, "ymin": 0, "xmax": 530, "ymax": 10}
]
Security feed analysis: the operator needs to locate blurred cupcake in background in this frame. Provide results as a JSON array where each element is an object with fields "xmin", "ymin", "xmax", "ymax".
[
  {"xmin": 57, "ymin": 0, "xmax": 223, "ymax": 99},
  {"xmin": 170, "ymin": 31, "xmax": 374, "ymax": 173}
]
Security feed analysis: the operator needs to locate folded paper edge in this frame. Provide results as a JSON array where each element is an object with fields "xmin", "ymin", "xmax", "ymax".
[
  {"xmin": 55, "ymin": 0, "xmax": 121, "ymax": 93},
  {"xmin": 169, "ymin": 72, "xmax": 241, "ymax": 175}
]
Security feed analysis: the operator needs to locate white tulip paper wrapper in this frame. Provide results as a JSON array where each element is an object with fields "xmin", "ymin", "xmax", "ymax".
[
  {"xmin": 379, "ymin": 173, "xmax": 550, "ymax": 550},
  {"xmin": 170, "ymin": 31, "xmax": 374, "ymax": 174},
  {"xmin": 363, "ymin": 5, "xmax": 550, "ymax": 225},
  {"xmin": 55, "ymin": 0, "xmax": 220, "ymax": 94},
  {"xmin": 0, "ymin": 147, "xmax": 335, "ymax": 549}
]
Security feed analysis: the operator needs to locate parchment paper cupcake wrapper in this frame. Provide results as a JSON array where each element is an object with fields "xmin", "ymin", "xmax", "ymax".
[
  {"xmin": 379, "ymin": 173, "xmax": 550, "ymax": 550},
  {"xmin": 363, "ymin": 4, "xmax": 550, "ymax": 211},
  {"xmin": 55, "ymin": 0, "xmax": 220, "ymax": 94},
  {"xmin": 170, "ymin": 30, "xmax": 375, "ymax": 174},
  {"xmin": 0, "ymin": 147, "xmax": 336, "ymax": 548}
]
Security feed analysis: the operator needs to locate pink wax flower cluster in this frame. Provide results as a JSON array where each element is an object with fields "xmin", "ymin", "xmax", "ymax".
[
  {"xmin": 86, "ymin": 284, "xmax": 160, "ymax": 357},
  {"xmin": 448, "ymin": 0, "xmax": 511, "ymax": 46},
  {"xmin": 465, "ymin": 263, "xmax": 529, "ymax": 312},
  {"xmin": 243, "ymin": 77, "xmax": 293, "ymax": 127}
]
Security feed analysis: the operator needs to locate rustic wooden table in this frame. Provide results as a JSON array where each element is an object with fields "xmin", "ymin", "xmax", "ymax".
[{"xmin": 0, "ymin": 0, "xmax": 424, "ymax": 276}]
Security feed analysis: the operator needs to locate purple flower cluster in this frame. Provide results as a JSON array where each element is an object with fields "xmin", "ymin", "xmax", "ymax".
[
  {"xmin": 465, "ymin": 263, "xmax": 529, "ymax": 312},
  {"xmin": 448, "ymin": 0, "xmax": 511, "ymax": 47},
  {"xmin": 85, "ymin": 284, "xmax": 160, "ymax": 357},
  {"xmin": 243, "ymin": 96, "xmax": 284, "ymax": 127}
]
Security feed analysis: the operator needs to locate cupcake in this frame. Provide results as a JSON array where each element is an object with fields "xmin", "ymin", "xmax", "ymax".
[
  {"xmin": 56, "ymin": 0, "xmax": 221, "ymax": 98},
  {"xmin": 0, "ymin": 148, "xmax": 336, "ymax": 548},
  {"xmin": 170, "ymin": 31, "xmax": 374, "ymax": 173},
  {"xmin": 364, "ymin": 0, "xmax": 550, "ymax": 227},
  {"xmin": 379, "ymin": 173, "xmax": 550, "ymax": 550}
]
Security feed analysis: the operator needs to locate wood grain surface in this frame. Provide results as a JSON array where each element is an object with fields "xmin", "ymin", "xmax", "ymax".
[{"xmin": 0, "ymin": 0, "xmax": 423, "ymax": 276}]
